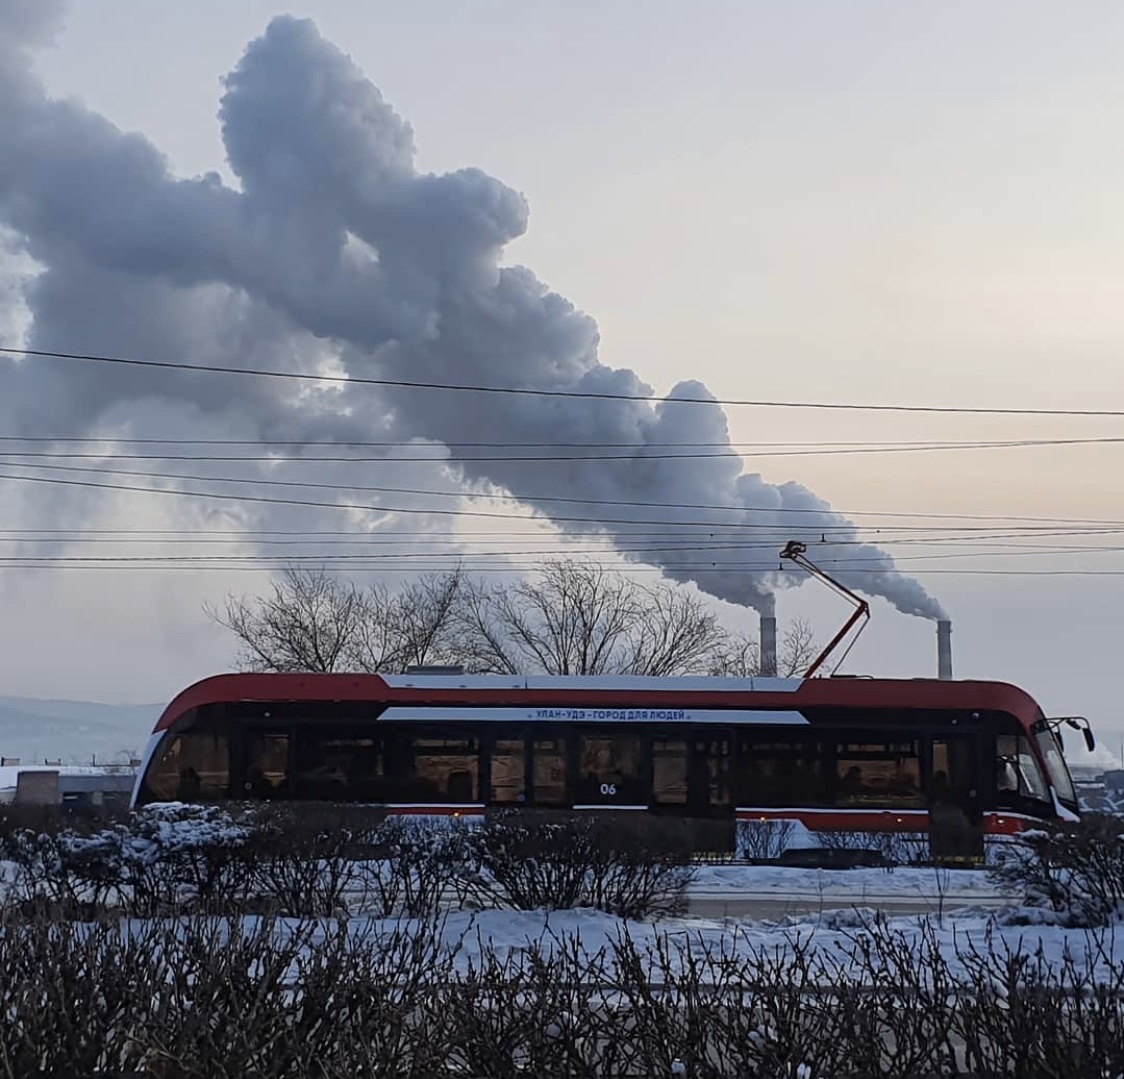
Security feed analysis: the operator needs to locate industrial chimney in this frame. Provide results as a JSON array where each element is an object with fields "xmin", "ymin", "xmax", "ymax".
[
  {"xmin": 760, "ymin": 614, "xmax": 778, "ymax": 678},
  {"xmin": 936, "ymin": 620, "xmax": 952, "ymax": 680}
]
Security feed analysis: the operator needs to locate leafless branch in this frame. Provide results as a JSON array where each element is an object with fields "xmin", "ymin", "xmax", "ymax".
[
  {"xmin": 206, "ymin": 565, "xmax": 366, "ymax": 672},
  {"xmin": 209, "ymin": 559, "xmax": 817, "ymax": 680}
]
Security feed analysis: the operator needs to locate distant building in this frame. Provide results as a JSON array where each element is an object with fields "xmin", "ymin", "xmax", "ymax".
[
  {"xmin": 1100, "ymin": 770, "xmax": 1124, "ymax": 792},
  {"xmin": 0, "ymin": 765, "xmax": 136, "ymax": 807}
]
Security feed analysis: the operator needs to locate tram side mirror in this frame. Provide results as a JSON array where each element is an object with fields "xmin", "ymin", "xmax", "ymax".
[{"xmin": 1064, "ymin": 717, "xmax": 1097, "ymax": 752}]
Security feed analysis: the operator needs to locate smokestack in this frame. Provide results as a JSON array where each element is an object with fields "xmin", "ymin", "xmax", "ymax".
[
  {"xmin": 760, "ymin": 614, "xmax": 778, "ymax": 678},
  {"xmin": 937, "ymin": 620, "xmax": 952, "ymax": 680}
]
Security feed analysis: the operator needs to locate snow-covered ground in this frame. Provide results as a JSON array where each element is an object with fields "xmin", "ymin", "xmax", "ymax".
[
  {"xmin": 337, "ymin": 905, "xmax": 1124, "ymax": 983},
  {"xmin": 690, "ymin": 863, "xmax": 1001, "ymax": 900},
  {"xmin": 0, "ymin": 807, "xmax": 1116, "ymax": 989}
]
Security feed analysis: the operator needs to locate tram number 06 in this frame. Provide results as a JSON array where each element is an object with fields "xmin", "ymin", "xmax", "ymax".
[{"xmin": 599, "ymin": 783, "xmax": 617, "ymax": 796}]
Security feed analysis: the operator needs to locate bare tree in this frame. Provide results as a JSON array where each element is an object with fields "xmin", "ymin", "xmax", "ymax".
[
  {"xmin": 210, "ymin": 559, "xmax": 815, "ymax": 679},
  {"xmin": 779, "ymin": 616, "xmax": 818, "ymax": 676},
  {"xmin": 621, "ymin": 579, "xmax": 729, "ymax": 676},
  {"xmin": 456, "ymin": 561, "xmax": 639, "ymax": 675},
  {"xmin": 209, "ymin": 567, "xmax": 367, "ymax": 673},
  {"xmin": 345, "ymin": 568, "xmax": 469, "ymax": 671},
  {"xmin": 395, "ymin": 568, "xmax": 471, "ymax": 668},
  {"xmin": 209, "ymin": 566, "xmax": 468, "ymax": 674},
  {"xmin": 456, "ymin": 561, "xmax": 729, "ymax": 676},
  {"xmin": 708, "ymin": 616, "xmax": 818, "ymax": 677}
]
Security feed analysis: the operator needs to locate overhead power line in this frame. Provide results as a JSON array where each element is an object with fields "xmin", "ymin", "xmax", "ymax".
[
  {"xmin": 2, "ymin": 436, "xmax": 1077, "ymax": 447},
  {"xmin": 2, "ymin": 558, "xmax": 1124, "ymax": 577},
  {"xmin": 3, "ymin": 526, "xmax": 1123, "ymax": 540},
  {"xmin": 2, "ymin": 544, "xmax": 1120, "ymax": 565},
  {"xmin": 5, "ymin": 345, "xmax": 1124, "ymax": 417},
  {"xmin": 3, "ymin": 435, "xmax": 1124, "ymax": 463},
  {"xmin": 2, "ymin": 535, "xmax": 1119, "ymax": 552},
  {"xmin": 7, "ymin": 460, "xmax": 1124, "ymax": 531},
  {"xmin": 0, "ymin": 468, "xmax": 877, "ymax": 530}
]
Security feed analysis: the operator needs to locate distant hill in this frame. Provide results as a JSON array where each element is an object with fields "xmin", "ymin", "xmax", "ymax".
[{"xmin": 0, "ymin": 697, "xmax": 161, "ymax": 765}]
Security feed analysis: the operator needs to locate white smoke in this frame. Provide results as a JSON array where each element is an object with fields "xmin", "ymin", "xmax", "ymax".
[
  {"xmin": 0, "ymin": 0, "xmax": 66, "ymax": 48},
  {"xmin": 0, "ymin": 10, "xmax": 947, "ymax": 621}
]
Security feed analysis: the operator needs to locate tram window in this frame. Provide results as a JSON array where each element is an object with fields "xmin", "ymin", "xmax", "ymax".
[
  {"xmin": 834, "ymin": 741, "xmax": 923, "ymax": 807},
  {"xmin": 653, "ymin": 739, "xmax": 688, "ymax": 804},
  {"xmin": 401, "ymin": 735, "xmax": 480, "ymax": 803},
  {"xmin": 142, "ymin": 728, "xmax": 229, "ymax": 802},
  {"xmin": 295, "ymin": 725, "xmax": 383, "ymax": 801},
  {"xmin": 490, "ymin": 738, "xmax": 526, "ymax": 804},
  {"xmin": 244, "ymin": 730, "xmax": 290, "ymax": 799},
  {"xmin": 532, "ymin": 739, "xmax": 567, "ymax": 805},
  {"xmin": 578, "ymin": 733, "xmax": 645, "ymax": 805},
  {"xmin": 735, "ymin": 736, "xmax": 829, "ymax": 806},
  {"xmin": 996, "ymin": 734, "xmax": 1050, "ymax": 803}
]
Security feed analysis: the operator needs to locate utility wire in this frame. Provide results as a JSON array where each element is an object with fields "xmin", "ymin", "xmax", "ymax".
[
  {"xmin": 6, "ymin": 458, "xmax": 1124, "ymax": 535},
  {"xmin": 3, "ymin": 436, "xmax": 1124, "ymax": 450},
  {"xmin": 0, "ymin": 468, "xmax": 891, "ymax": 530},
  {"xmin": 2, "ymin": 536, "xmax": 1120, "ymax": 552},
  {"xmin": 4, "ymin": 526, "xmax": 1124, "ymax": 540},
  {"xmin": 0, "ymin": 459, "xmax": 1048, "ymax": 522},
  {"xmin": 4, "ymin": 438, "xmax": 1124, "ymax": 462},
  {"xmin": 3, "ymin": 436, "xmax": 1088, "ymax": 447},
  {"xmin": 1, "ymin": 544, "xmax": 1118, "ymax": 565},
  {"xmin": 2, "ymin": 560, "xmax": 1123, "ymax": 577},
  {"xmin": 6, "ymin": 345, "xmax": 1124, "ymax": 417},
  {"xmin": 2, "ymin": 436, "xmax": 1122, "ymax": 462}
]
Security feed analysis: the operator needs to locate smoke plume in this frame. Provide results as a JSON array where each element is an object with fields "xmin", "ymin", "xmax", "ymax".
[{"xmin": 0, "ymin": 11, "xmax": 946, "ymax": 621}]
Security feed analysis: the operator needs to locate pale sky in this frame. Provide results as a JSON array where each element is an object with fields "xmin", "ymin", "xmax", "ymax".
[{"xmin": 1, "ymin": 1, "xmax": 1123, "ymax": 764}]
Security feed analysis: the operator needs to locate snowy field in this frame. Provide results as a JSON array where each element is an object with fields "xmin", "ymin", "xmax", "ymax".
[
  {"xmin": 691, "ymin": 863, "xmax": 1002, "ymax": 899},
  {"xmin": 4, "ymin": 806, "xmax": 1123, "ymax": 1076},
  {"xmin": 0, "ymin": 847, "xmax": 1102, "ymax": 981},
  {"xmin": 265, "ymin": 903, "xmax": 1124, "ymax": 983}
]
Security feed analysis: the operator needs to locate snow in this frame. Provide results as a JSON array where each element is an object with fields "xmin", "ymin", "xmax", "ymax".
[
  {"xmin": 36, "ymin": 897, "xmax": 1115, "ymax": 995},
  {"xmin": 2, "ymin": 805, "xmax": 1120, "ymax": 991},
  {"xmin": 420, "ymin": 905, "xmax": 1124, "ymax": 987},
  {"xmin": 691, "ymin": 863, "xmax": 1003, "ymax": 899}
]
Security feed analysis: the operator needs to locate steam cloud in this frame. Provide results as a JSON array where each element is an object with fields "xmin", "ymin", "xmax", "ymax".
[{"xmin": 0, "ymin": 9, "xmax": 947, "ymax": 622}]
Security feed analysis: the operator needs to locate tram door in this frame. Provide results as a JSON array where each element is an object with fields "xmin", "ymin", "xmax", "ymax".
[
  {"xmin": 651, "ymin": 734, "xmax": 732, "ymax": 816},
  {"xmin": 688, "ymin": 734, "xmax": 733, "ymax": 818},
  {"xmin": 651, "ymin": 732, "xmax": 734, "ymax": 852},
  {"xmin": 928, "ymin": 733, "xmax": 984, "ymax": 862},
  {"xmin": 240, "ymin": 727, "xmax": 291, "ymax": 800}
]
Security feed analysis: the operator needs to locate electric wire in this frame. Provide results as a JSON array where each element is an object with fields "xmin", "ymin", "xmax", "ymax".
[
  {"xmin": 0, "ymin": 544, "xmax": 1119, "ymax": 565},
  {"xmin": 6, "ymin": 345, "xmax": 1124, "ymax": 417},
  {"xmin": 3, "ymin": 436, "xmax": 1124, "ymax": 461},
  {"xmin": 1, "ymin": 561, "xmax": 1123, "ymax": 577},
  {"xmin": 6, "ymin": 459, "xmax": 1124, "ymax": 531}
]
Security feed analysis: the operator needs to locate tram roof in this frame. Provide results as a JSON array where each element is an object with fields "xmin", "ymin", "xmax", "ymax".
[{"xmin": 151, "ymin": 672, "xmax": 1044, "ymax": 733}]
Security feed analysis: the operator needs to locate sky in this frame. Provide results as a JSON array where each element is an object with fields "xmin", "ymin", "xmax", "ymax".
[{"xmin": 0, "ymin": 1, "xmax": 1123, "ymax": 764}]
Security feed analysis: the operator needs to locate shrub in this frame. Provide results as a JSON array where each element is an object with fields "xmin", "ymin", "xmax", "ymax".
[
  {"xmin": 737, "ymin": 818, "xmax": 796, "ymax": 862},
  {"xmin": 246, "ymin": 802, "xmax": 386, "ymax": 917},
  {"xmin": 2, "ymin": 903, "xmax": 1124, "ymax": 1076},
  {"xmin": 352, "ymin": 813, "xmax": 476, "ymax": 918},
  {"xmin": 471, "ymin": 810, "xmax": 695, "ymax": 919},
  {"xmin": 989, "ymin": 814, "xmax": 1124, "ymax": 926},
  {"xmin": 0, "ymin": 804, "xmax": 139, "ymax": 917},
  {"xmin": 119, "ymin": 803, "xmax": 256, "ymax": 915},
  {"xmin": 806, "ymin": 829, "xmax": 935, "ymax": 869}
]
